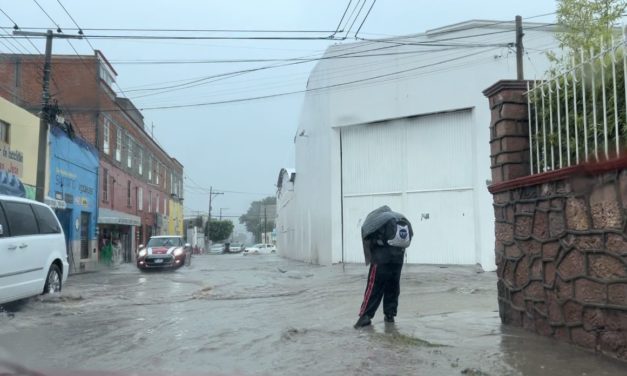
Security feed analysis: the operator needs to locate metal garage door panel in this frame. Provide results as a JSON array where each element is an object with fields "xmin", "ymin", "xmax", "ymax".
[
  {"xmin": 404, "ymin": 189, "xmax": 475, "ymax": 264},
  {"xmin": 340, "ymin": 110, "xmax": 475, "ymax": 265},
  {"xmin": 342, "ymin": 194, "xmax": 402, "ymax": 263},
  {"xmin": 406, "ymin": 111, "xmax": 473, "ymax": 191},
  {"xmin": 341, "ymin": 122, "xmax": 405, "ymax": 196}
]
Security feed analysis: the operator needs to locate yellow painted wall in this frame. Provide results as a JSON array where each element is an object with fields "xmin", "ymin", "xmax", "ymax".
[
  {"xmin": 0, "ymin": 98, "xmax": 42, "ymax": 199},
  {"xmin": 168, "ymin": 199, "xmax": 184, "ymax": 236}
]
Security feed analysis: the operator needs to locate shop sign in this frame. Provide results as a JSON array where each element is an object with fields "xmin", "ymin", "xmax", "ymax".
[{"xmin": 0, "ymin": 142, "xmax": 23, "ymax": 177}]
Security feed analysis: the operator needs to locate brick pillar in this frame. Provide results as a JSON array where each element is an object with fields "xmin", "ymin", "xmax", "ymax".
[{"xmin": 483, "ymin": 80, "xmax": 531, "ymax": 184}]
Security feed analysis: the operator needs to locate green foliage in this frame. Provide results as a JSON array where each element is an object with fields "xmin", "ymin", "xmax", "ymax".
[
  {"xmin": 530, "ymin": 52, "xmax": 627, "ymax": 171},
  {"xmin": 205, "ymin": 220, "xmax": 234, "ymax": 242},
  {"xmin": 556, "ymin": 0, "xmax": 626, "ymax": 54},
  {"xmin": 531, "ymin": 0, "xmax": 627, "ymax": 171},
  {"xmin": 239, "ymin": 196, "xmax": 276, "ymax": 243}
]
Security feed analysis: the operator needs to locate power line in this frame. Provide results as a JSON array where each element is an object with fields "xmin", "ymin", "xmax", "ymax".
[
  {"xmin": 339, "ymin": 0, "xmax": 363, "ymax": 37},
  {"xmin": 125, "ymin": 37, "xmax": 497, "ymax": 99},
  {"xmin": 119, "ymin": 43, "xmax": 401, "ymax": 94},
  {"xmin": 55, "ymin": 0, "xmax": 84, "ymax": 35},
  {"xmin": 0, "ymin": 8, "xmax": 44, "ymax": 54},
  {"xmin": 345, "ymin": 0, "xmax": 368, "ymax": 37},
  {"xmin": 355, "ymin": 0, "xmax": 377, "ymax": 38},
  {"xmin": 2, "ymin": 26, "xmax": 339, "ymax": 33},
  {"xmin": 106, "ymin": 45, "xmax": 479, "ymax": 65},
  {"xmin": 8, "ymin": 33, "xmax": 340, "ymax": 41},
  {"xmin": 333, "ymin": 0, "xmax": 353, "ymax": 35},
  {"xmin": 53, "ymin": 0, "xmax": 133, "ymax": 102},
  {"xmin": 141, "ymin": 46, "xmax": 504, "ymax": 108},
  {"xmin": 66, "ymin": 46, "xmax": 496, "ymax": 113},
  {"xmin": 137, "ymin": 47, "xmax": 506, "ymax": 107},
  {"xmin": 0, "ymin": 8, "xmax": 18, "ymax": 28},
  {"xmin": 32, "ymin": 0, "xmax": 62, "ymax": 32},
  {"xmin": 122, "ymin": 47, "xmax": 468, "ymax": 100},
  {"xmin": 359, "ymin": 21, "xmax": 556, "ymax": 46}
]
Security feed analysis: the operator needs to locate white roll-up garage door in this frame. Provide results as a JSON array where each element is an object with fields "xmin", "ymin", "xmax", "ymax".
[{"xmin": 341, "ymin": 110, "xmax": 476, "ymax": 264}]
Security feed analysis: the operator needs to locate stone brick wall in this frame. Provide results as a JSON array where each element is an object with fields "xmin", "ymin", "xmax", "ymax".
[{"xmin": 485, "ymin": 80, "xmax": 627, "ymax": 362}]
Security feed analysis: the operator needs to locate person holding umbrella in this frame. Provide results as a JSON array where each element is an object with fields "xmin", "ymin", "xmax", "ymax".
[{"xmin": 355, "ymin": 206, "xmax": 413, "ymax": 328}]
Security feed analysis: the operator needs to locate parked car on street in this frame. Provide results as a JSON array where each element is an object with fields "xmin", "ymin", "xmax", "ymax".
[
  {"xmin": 136, "ymin": 236, "xmax": 191, "ymax": 270},
  {"xmin": 0, "ymin": 195, "xmax": 69, "ymax": 305},
  {"xmin": 243, "ymin": 243, "xmax": 276, "ymax": 255},
  {"xmin": 209, "ymin": 243, "xmax": 224, "ymax": 253},
  {"xmin": 228, "ymin": 243, "xmax": 244, "ymax": 253}
]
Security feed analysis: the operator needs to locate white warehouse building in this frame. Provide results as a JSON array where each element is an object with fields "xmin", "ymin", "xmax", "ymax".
[{"xmin": 277, "ymin": 20, "xmax": 557, "ymax": 270}]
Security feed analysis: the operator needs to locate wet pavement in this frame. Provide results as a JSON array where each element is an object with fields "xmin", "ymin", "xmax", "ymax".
[{"xmin": 1, "ymin": 254, "xmax": 626, "ymax": 375}]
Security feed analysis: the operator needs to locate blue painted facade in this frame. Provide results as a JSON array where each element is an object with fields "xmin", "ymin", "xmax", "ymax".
[{"xmin": 48, "ymin": 124, "xmax": 99, "ymax": 263}]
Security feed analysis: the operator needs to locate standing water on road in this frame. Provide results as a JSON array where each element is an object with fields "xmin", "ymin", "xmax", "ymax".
[{"xmin": 1, "ymin": 254, "xmax": 625, "ymax": 375}]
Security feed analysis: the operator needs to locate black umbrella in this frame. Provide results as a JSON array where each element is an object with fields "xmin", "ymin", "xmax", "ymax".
[{"xmin": 360, "ymin": 206, "xmax": 409, "ymax": 265}]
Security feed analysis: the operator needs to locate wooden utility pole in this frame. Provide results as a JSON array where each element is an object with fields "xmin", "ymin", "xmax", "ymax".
[
  {"xmin": 515, "ymin": 15, "xmax": 524, "ymax": 80},
  {"xmin": 13, "ymin": 30, "xmax": 82, "ymax": 202},
  {"xmin": 206, "ymin": 186, "xmax": 223, "ymax": 243}
]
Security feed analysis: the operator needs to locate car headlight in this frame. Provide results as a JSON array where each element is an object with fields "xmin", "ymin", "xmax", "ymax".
[
  {"xmin": 173, "ymin": 248, "xmax": 183, "ymax": 256},
  {"xmin": 138, "ymin": 249, "xmax": 147, "ymax": 257}
]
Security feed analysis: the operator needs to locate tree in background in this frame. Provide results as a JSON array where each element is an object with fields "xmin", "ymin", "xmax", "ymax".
[
  {"xmin": 554, "ymin": 0, "xmax": 626, "ymax": 56},
  {"xmin": 205, "ymin": 220, "xmax": 234, "ymax": 242},
  {"xmin": 240, "ymin": 196, "xmax": 276, "ymax": 243}
]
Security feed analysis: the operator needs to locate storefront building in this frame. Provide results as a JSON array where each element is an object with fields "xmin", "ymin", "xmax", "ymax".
[
  {"xmin": 0, "ymin": 97, "xmax": 40, "ymax": 199},
  {"xmin": 47, "ymin": 122, "xmax": 99, "ymax": 272}
]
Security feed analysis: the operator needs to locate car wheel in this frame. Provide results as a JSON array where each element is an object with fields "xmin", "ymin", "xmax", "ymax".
[{"xmin": 43, "ymin": 264, "xmax": 62, "ymax": 294}]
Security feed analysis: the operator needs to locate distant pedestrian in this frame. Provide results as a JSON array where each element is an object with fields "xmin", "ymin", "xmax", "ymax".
[
  {"xmin": 100, "ymin": 240, "xmax": 113, "ymax": 266},
  {"xmin": 355, "ymin": 206, "xmax": 413, "ymax": 328}
]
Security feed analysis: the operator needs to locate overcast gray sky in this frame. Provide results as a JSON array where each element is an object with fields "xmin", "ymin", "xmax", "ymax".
[{"xmin": 1, "ymin": 0, "xmax": 556, "ymax": 232}]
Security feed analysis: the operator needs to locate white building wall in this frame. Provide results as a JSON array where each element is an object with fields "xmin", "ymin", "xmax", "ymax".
[{"xmin": 284, "ymin": 21, "xmax": 557, "ymax": 269}]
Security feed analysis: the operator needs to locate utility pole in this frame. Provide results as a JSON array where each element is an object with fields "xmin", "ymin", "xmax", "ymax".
[
  {"xmin": 258, "ymin": 204, "xmax": 262, "ymax": 243},
  {"xmin": 206, "ymin": 186, "xmax": 223, "ymax": 243},
  {"xmin": 264, "ymin": 206, "xmax": 267, "ymax": 244},
  {"xmin": 515, "ymin": 15, "xmax": 524, "ymax": 80},
  {"xmin": 13, "ymin": 30, "xmax": 82, "ymax": 202}
]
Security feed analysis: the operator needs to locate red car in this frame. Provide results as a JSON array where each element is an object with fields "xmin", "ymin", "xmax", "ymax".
[{"xmin": 136, "ymin": 236, "xmax": 191, "ymax": 270}]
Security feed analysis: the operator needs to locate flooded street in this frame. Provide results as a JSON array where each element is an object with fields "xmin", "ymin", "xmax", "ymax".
[{"xmin": 1, "ymin": 254, "xmax": 626, "ymax": 375}]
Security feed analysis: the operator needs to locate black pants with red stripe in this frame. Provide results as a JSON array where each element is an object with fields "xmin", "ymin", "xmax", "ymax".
[{"xmin": 359, "ymin": 262, "xmax": 403, "ymax": 318}]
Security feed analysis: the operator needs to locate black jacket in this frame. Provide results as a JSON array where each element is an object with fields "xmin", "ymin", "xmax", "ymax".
[
  {"xmin": 361, "ymin": 206, "xmax": 413, "ymax": 265},
  {"xmin": 365, "ymin": 218, "xmax": 412, "ymax": 264}
]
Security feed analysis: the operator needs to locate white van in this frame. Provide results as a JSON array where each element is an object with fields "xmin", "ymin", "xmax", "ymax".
[{"xmin": 0, "ymin": 195, "xmax": 69, "ymax": 305}]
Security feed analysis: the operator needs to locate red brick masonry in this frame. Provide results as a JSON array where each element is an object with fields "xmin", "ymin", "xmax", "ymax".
[{"xmin": 485, "ymin": 81, "xmax": 627, "ymax": 362}]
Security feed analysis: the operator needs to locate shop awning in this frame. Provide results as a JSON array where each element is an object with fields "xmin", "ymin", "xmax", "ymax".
[{"xmin": 98, "ymin": 208, "xmax": 141, "ymax": 226}]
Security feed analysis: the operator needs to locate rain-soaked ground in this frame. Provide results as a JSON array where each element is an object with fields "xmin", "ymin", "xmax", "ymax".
[{"xmin": 1, "ymin": 254, "xmax": 626, "ymax": 376}]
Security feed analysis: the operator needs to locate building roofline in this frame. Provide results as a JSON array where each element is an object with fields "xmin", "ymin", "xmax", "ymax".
[
  {"xmin": 171, "ymin": 158, "xmax": 184, "ymax": 168},
  {"xmin": 326, "ymin": 20, "xmax": 557, "ymax": 52},
  {"xmin": 95, "ymin": 50, "xmax": 117, "ymax": 75},
  {"xmin": 425, "ymin": 19, "xmax": 557, "ymax": 36},
  {"xmin": 277, "ymin": 168, "xmax": 296, "ymax": 189}
]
